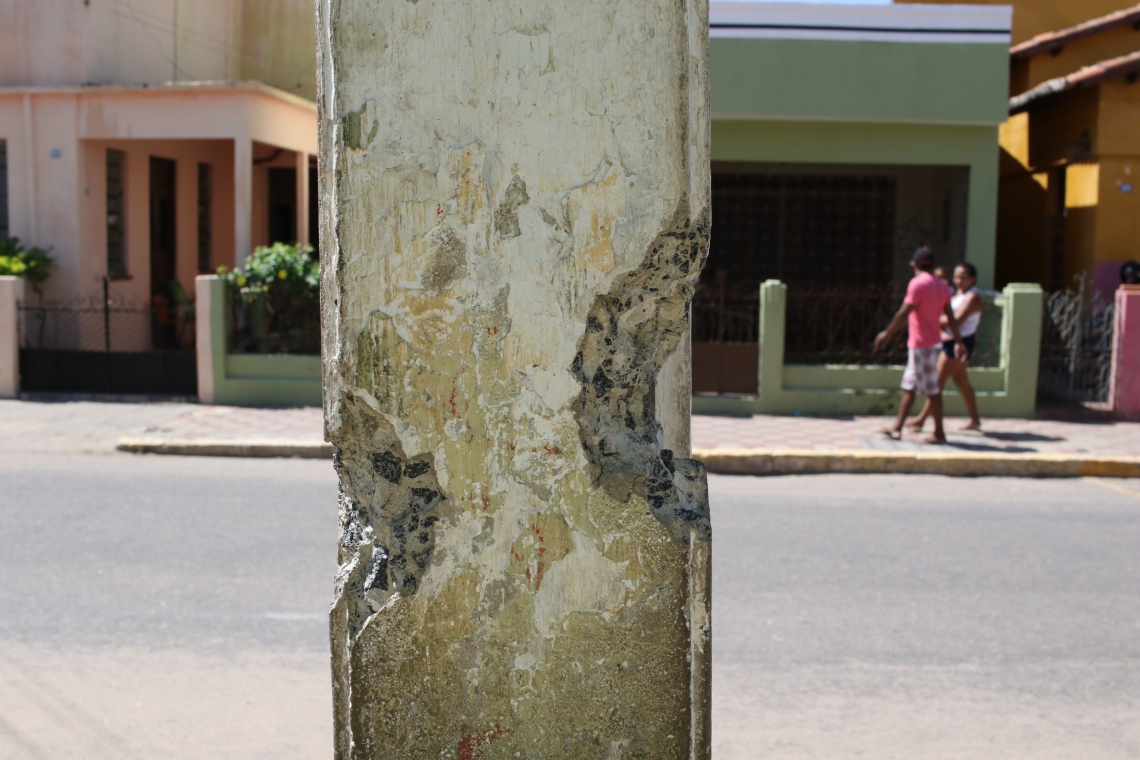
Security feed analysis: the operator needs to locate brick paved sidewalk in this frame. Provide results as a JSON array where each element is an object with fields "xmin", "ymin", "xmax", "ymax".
[
  {"xmin": 137, "ymin": 404, "xmax": 324, "ymax": 442},
  {"xmin": 692, "ymin": 413, "xmax": 1140, "ymax": 458}
]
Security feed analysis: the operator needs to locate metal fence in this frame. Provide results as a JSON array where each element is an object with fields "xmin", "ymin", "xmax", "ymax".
[
  {"xmin": 19, "ymin": 285, "xmax": 194, "ymax": 352},
  {"xmin": 693, "ymin": 276, "xmax": 1002, "ymax": 367},
  {"xmin": 16, "ymin": 281, "xmax": 196, "ymax": 395},
  {"xmin": 691, "ymin": 273, "xmax": 759, "ymax": 344},
  {"xmin": 785, "ymin": 284, "xmax": 1003, "ymax": 367},
  {"xmin": 1038, "ymin": 274, "xmax": 1115, "ymax": 404}
]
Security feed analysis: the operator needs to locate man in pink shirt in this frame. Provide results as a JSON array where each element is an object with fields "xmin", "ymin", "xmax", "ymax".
[{"xmin": 874, "ymin": 247, "xmax": 967, "ymax": 443}]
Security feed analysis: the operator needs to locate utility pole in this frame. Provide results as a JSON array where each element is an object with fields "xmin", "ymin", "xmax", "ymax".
[{"xmin": 318, "ymin": 1, "xmax": 712, "ymax": 756}]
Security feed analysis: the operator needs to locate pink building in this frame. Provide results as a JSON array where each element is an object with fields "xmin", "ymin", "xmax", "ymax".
[{"xmin": 0, "ymin": 0, "xmax": 318, "ymax": 348}]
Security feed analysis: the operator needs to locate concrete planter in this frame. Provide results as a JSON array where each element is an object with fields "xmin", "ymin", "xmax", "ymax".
[{"xmin": 196, "ymin": 275, "xmax": 320, "ymax": 406}]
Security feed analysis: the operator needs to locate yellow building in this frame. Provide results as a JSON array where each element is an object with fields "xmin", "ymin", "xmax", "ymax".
[{"xmin": 906, "ymin": 1, "xmax": 1140, "ymax": 296}]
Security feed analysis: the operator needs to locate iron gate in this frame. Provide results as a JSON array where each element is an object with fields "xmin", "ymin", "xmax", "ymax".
[
  {"xmin": 18, "ymin": 281, "xmax": 197, "ymax": 395},
  {"xmin": 1038, "ymin": 274, "xmax": 1114, "ymax": 404}
]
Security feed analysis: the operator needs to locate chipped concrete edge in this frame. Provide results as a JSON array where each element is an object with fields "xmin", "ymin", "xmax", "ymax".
[
  {"xmin": 116, "ymin": 438, "xmax": 334, "ymax": 458},
  {"xmin": 693, "ymin": 448, "xmax": 1140, "ymax": 479}
]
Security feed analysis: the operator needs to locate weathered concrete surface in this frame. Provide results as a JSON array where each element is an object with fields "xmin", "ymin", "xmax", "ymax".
[{"xmin": 317, "ymin": 0, "xmax": 711, "ymax": 756}]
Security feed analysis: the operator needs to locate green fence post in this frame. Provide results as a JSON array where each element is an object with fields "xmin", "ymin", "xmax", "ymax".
[
  {"xmin": 1001, "ymin": 283, "xmax": 1044, "ymax": 418},
  {"xmin": 757, "ymin": 279, "xmax": 786, "ymax": 413}
]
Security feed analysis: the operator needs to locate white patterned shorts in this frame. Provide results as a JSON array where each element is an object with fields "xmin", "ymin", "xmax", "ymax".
[{"xmin": 901, "ymin": 347, "xmax": 942, "ymax": 396}]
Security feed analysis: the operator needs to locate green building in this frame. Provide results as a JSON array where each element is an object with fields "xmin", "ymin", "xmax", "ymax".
[
  {"xmin": 707, "ymin": 1, "xmax": 1013, "ymax": 291},
  {"xmin": 696, "ymin": 2, "xmax": 1042, "ymax": 415}
]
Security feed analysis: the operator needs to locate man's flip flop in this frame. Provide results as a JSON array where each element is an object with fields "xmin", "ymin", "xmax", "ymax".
[
  {"xmin": 881, "ymin": 429, "xmax": 901, "ymax": 441},
  {"xmin": 921, "ymin": 436, "xmax": 947, "ymax": 445}
]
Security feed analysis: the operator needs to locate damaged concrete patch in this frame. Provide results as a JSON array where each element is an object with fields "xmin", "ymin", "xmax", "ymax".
[
  {"xmin": 342, "ymin": 100, "xmax": 379, "ymax": 150},
  {"xmin": 493, "ymin": 174, "xmax": 529, "ymax": 239},
  {"xmin": 331, "ymin": 393, "xmax": 451, "ymax": 637},
  {"xmin": 423, "ymin": 226, "xmax": 467, "ymax": 291},
  {"xmin": 572, "ymin": 203, "xmax": 713, "ymax": 545}
]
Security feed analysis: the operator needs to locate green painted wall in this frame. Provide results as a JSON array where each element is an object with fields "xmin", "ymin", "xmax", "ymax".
[
  {"xmin": 711, "ymin": 119, "xmax": 1001, "ymax": 289},
  {"xmin": 710, "ymin": 39, "xmax": 1010, "ymax": 124}
]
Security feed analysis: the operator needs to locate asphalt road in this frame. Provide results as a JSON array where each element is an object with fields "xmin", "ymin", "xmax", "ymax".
[{"xmin": 0, "ymin": 452, "xmax": 1137, "ymax": 758}]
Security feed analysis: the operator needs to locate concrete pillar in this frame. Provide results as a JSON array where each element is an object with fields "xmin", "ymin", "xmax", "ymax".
[
  {"xmin": 0, "ymin": 276, "xmax": 24, "ymax": 398},
  {"xmin": 318, "ymin": 0, "xmax": 711, "ymax": 756},
  {"xmin": 757, "ymin": 279, "xmax": 787, "ymax": 409},
  {"xmin": 234, "ymin": 138, "xmax": 252, "ymax": 267},
  {"xmin": 295, "ymin": 151, "xmax": 309, "ymax": 247},
  {"xmin": 1111, "ymin": 285, "xmax": 1140, "ymax": 419},
  {"xmin": 1000, "ymin": 283, "xmax": 1044, "ymax": 418},
  {"xmin": 194, "ymin": 275, "xmax": 224, "ymax": 405}
]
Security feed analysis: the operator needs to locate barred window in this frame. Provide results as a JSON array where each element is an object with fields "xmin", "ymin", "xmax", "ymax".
[
  {"xmin": 198, "ymin": 163, "xmax": 212, "ymax": 273},
  {"xmin": 106, "ymin": 149, "xmax": 127, "ymax": 278},
  {"xmin": 0, "ymin": 141, "xmax": 9, "ymax": 240}
]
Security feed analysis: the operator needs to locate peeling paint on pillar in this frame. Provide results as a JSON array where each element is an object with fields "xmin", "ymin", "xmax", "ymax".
[{"xmin": 317, "ymin": 0, "xmax": 711, "ymax": 756}]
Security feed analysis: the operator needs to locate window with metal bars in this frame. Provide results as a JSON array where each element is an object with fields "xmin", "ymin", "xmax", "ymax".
[
  {"xmin": 0, "ymin": 141, "xmax": 8, "ymax": 240},
  {"xmin": 707, "ymin": 172, "xmax": 897, "ymax": 290},
  {"xmin": 106, "ymin": 149, "xmax": 127, "ymax": 279},
  {"xmin": 198, "ymin": 163, "xmax": 212, "ymax": 273}
]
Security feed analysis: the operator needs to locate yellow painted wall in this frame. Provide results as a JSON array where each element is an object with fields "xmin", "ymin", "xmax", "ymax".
[
  {"xmin": 1094, "ymin": 156, "xmax": 1140, "ymax": 264},
  {"xmin": 897, "ymin": 0, "xmax": 1139, "ymax": 46}
]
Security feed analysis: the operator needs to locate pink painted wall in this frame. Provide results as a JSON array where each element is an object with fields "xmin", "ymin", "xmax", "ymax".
[{"xmin": 1111, "ymin": 286, "xmax": 1140, "ymax": 420}]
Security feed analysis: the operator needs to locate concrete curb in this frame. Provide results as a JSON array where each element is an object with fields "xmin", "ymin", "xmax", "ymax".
[
  {"xmin": 116, "ymin": 439, "xmax": 1140, "ymax": 479},
  {"xmin": 692, "ymin": 448, "xmax": 1140, "ymax": 479},
  {"xmin": 117, "ymin": 438, "xmax": 333, "ymax": 459}
]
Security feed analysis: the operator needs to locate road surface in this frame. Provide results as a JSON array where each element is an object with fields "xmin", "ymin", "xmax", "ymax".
[{"xmin": 0, "ymin": 451, "xmax": 1136, "ymax": 758}]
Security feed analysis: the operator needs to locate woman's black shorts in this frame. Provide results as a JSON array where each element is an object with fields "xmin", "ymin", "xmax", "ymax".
[{"xmin": 943, "ymin": 334, "xmax": 976, "ymax": 360}]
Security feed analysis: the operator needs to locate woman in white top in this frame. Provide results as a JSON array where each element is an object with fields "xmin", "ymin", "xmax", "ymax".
[{"xmin": 908, "ymin": 262, "xmax": 983, "ymax": 432}]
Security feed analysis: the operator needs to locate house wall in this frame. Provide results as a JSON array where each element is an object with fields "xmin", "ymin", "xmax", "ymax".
[
  {"xmin": 79, "ymin": 139, "xmax": 234, "ymax": 312},
  {"xmin": 710, "ymin": 38, "xmax": 1010, "ymax": 124},
  {"xmin": 712, "ymin": 119, "xmax": 1001, "ymax": 288},
  {"xmin": 1007, "ymin": 79, "xmax": 1140, "ymax": 295},
  {"xmin": 1011, "ymin": 23, "xmax": 1140, "ymax": 95},
  {"xmin": 0, "ymin": 85, "xmax": 317, "ymax": 308},
  {"xmin": 0, "ymin": 0, "xmax": 317, "ymax": 99}
]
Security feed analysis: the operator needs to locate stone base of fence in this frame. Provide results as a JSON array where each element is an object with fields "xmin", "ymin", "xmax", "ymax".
[
  {"xmin": 693, "ymin": 280, "xmax": 1045, "ymax": 419},
  {"xmin": 196, "ymin": 275, "xmax": 321, "ymax": 407},
  {"xmin": 0, "ymin": 276, "xmax": 24, "ymax": 398}
]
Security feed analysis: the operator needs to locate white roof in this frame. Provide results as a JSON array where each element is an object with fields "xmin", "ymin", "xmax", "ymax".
[{"xmin": 709, "ymin": 2, "xmax": 1013, "ymax": 44}]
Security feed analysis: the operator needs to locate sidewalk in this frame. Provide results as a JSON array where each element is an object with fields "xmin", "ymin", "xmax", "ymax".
[{"xmin": 5, "ymin": 397, "xmax": 1140, "ymax": 477}]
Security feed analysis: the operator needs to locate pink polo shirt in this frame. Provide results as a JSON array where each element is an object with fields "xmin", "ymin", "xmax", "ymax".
[{"xmin": 905, "ymin": 271, "xmax": 951, "ymax": 349}]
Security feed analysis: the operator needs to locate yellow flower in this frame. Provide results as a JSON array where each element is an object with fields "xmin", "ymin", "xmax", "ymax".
[
  {"xmin": 278, "ymin": 269, "xmax": 287, "ymax": 279},
  {"xmin": 236, "ymin": 276, "xmax": 247, "ymax": 286}
]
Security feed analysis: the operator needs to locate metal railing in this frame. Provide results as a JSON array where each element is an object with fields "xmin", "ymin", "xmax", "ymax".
[
  {"xmin": 18, "ymin": 280, "xmax": 194, "ymax": 352},
  {"xmin": 691, "ymin": 273, "xmax": 759, "ymax": 344},
  {"xmin": 1038, "ymin": 274, "xmax": 1114, "ymax": 404},
  {"xmin": 693, "ymin": 276, "xmax": 1003, "ymax": 367}
]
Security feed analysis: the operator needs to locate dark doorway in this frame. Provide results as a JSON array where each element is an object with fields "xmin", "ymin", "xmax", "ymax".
[
  {"xmin": 268, "ymin": 167, "xmax": 297, "ymax": 244},
  {"xmin": 309, "ymin": 165, "xmax": 318, "ymax": 254},
  {"xmin": 149, "ymin": 156, "xmax": 177, "ymax": 301}
]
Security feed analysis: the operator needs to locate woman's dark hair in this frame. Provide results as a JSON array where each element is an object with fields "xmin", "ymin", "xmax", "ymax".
[{"xmin": 956, "ymin": 262, "xmax": 977, "ymax": 280}]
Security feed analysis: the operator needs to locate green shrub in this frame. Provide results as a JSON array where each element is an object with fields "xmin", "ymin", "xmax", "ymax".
[
  {"xmin": 218, "ymin": 242, "xmax": 318, "ymax": 302},
  {"xmin": 220, "ymin": 243, "xmax": 320, "ymax": 354},
  {"xmin": 0, "ymin": 238, "xmax": 55, "ymax": 295}
]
